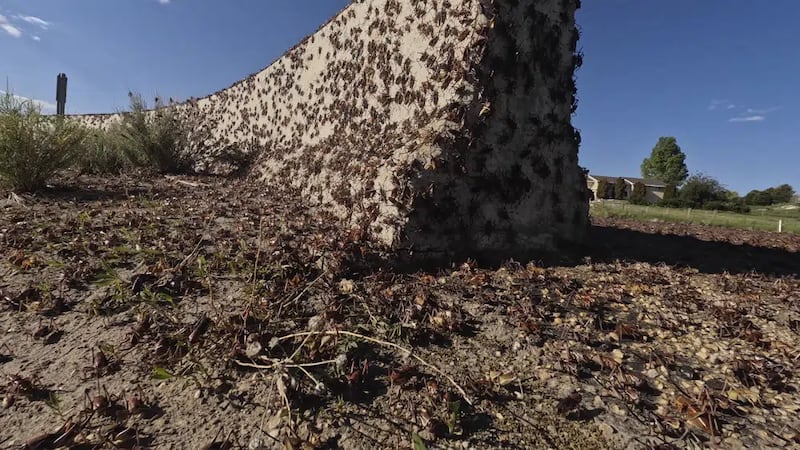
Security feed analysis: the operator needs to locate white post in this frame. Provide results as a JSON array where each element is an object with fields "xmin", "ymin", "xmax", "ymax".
[
  {"xmin": 687, "ymin": 208, "xmax": 691, "ymax": 218},
  {"xmin": 778, "ymin": 220, "xmax": 783, "ymax": 233}
]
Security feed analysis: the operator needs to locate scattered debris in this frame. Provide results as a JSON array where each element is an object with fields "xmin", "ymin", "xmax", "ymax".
[{"xmin": 0, "ymin": 173, "xmax": 797, "ymax": 449}]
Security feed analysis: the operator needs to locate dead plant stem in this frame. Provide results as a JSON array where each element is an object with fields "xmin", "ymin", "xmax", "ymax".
[{"xmin": 276, "ymin": 330, "xmax": 473, "ymax": 405}]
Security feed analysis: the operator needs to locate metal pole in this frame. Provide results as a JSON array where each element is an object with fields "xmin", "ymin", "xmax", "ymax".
[{"xmin": 56, "ymin": 73, "xmax": 67, "ymax": 115}]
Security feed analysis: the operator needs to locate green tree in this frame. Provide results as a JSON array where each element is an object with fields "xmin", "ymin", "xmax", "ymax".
[
  {"xmin": 767, "ymin": 184, "xmax": 795, "ymax": 204},
  {"xmin": 595, "ymin": 179, "xmax": 609, "ymax": 200},
  {"xmin": 629, "ymin": 182, "xmax": 648, "ymax": 204},
  {"xmin": 662, "ymin": 183, "xmax": 677, "ymax": 201},
  {"xmin": 641, "ymin": 137, "xmax": 689, "ymax": 185},
  {"xmin": 614, "ymin": 177, "xmax": 627, "ymax": 200},
  {"xmin": 743, "ymin": 185, "xmax": 794, "ymax": 205},
  {"xmin": 744, "ymin": 190, "xmax": 773, "ymax": 206},
  {"xmin": 678, "ymin": 174, "xmax": 727, "ymax": 208}
]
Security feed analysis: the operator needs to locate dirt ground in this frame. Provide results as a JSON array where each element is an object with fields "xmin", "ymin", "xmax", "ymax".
[{"xmin": 1, "ymin": 174, "xmax": 799, "ymax": 449}]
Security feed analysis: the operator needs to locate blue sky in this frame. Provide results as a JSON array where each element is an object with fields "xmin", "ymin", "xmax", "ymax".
[{"xmin": 1, "ymin": 0, "xmax": 797, "ymax": 194}]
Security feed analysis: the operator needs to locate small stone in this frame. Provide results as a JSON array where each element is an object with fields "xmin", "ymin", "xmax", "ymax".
[
  {"xmin": 307, "ymin": 314, "xmax": 325, "ymax": 331},
  {"xmin": 597, "ymin": 423, "xmax": 615, "ymax": 437},
  {"xmin": 722, "ymin": 436, "xmax": 744, "ymax": 449},
  {"xmin": 417, "ymin": 429, "xmax": 435, "ymax": 442},
  {"xmin": 248, "ymin": 434, "xmax": 267, "ymax": 450},
  {"xmin": 265, "ymin": 413, "xmax": 284, "ymax": 436},
  {"xmin": 334, "ymin": 353, "xmax": 348, "ymax": 370},
  {"xmin": 609, "ymin": 403, "xmax": 626, "ymax": 416},
  {"xmin": 245, "ymin": 338, "xmax": 263, "ymax": 358},
  {"xmin": 194, "ymin": 389, "xmax": 203, "ymax": 399},
  {"xmin": 338, "ymin": 279, "xmax": 355, "ymax": 294}
]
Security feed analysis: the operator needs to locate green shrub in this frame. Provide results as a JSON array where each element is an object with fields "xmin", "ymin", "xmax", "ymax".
[
  {"xmin": 629, "ymin": 181, "xmax": 648, "ymax": 205},
  {"xmin": 663, "ymin": 183, "xmax": 677, "ymax": 201},
  {"xmin": 613, "ymin": 177, "xmax": 627, "ymax": 200},
  {"xmin": 744, "ymin": 189, "xmax": 773, "ymax": 206},
  {"xmin": 0, "ymin": 91, "xmax": 88, "ymax": 192},
  {"xmin": 768, "ymin": 184, "xmax": 795, "ymax": 204},
  {"xmin": 110, "ymin": 93, "xmax": 191, "ymax": 174},
  {"xmin": 702, "ymin": 200, "xmax": 750, "ymax": 213},
  {"xmin": 744, "ymin": 185, "xmax": 795, "ymax": 206},
  {"xmin": 679, "ymin": 174, "xmax": 727, "ymax": 208},
  {"xmin": 74, "ymin": 130, "xmax": 130, "ymax": 175},
  {"xmin": 596, "ymin": 179, "xmax": 612, "ymax": 200}
]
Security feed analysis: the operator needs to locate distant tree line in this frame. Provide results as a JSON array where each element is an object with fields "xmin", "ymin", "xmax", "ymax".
[
  {"xmin": 743, "ymin": 184, "xmax": 795, "ymax": 206},
  {"xmin": 599, "ymin": 135, "xmax": 799, "ymax": 214},
  {"xmin": 659, "ymin": 174, "xmax": 752, "ymax": 213},
  {"xmin": 660, "ymin": 179, "xmax": 795, "ymax": 212}
]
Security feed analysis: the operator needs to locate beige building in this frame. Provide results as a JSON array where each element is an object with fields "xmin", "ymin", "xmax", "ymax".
[{"xmin": 587, "ymin": 175, "xmax": 667, "ymax": 203}]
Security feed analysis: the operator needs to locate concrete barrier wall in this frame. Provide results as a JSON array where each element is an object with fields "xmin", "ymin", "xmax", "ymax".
[{"xmin": 73, "ymin": 0, "xmax": 589, "ymax": 260}]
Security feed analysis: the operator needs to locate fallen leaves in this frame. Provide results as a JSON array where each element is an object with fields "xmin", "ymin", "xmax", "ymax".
[
  {"xmin": 1, "ymin": 175, "xmax": 799, "ymax": 449},
  {"xmin": 388, "ymin": 364, "xmax": 418, "ymax": 387},
  {"xmin": 485, "ymin": 370, "xmax": 517, "ymax": 387},
  {"xmin": 673, "ymin": 394, "xmax": 719, "ymax": 436}
]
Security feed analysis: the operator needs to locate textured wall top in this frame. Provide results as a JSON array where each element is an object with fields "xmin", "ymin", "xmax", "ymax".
[{"xmin": 73, "ymin": 0, "xmax": 588, "ymax": 260}]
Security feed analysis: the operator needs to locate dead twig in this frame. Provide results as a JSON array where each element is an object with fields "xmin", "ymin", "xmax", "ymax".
[
  {"xmin": 274, "ymin": 330, "xmax": 473, "ymax": 405},
  {"xmin": 233, "ymin": 358, "xmax": 340, "ymax": 371},
  {"xmin": 276, "ymin": 273, "xmax": 325, "ymax": 317},
  {"xmin": 164, "ymin": 176, "xmax": 210, "ymax": 188}
]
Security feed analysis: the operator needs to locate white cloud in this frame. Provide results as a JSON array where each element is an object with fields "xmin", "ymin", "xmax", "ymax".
[
  {"xmin": 0, "ymin": 90, "xmax": 57, "ymax": 112},
  {"xmin": 707, "ymin": 99, "xmax": 734, "ymax": 111},
  {"xmin": 729, "ymin": 115, "xmax": 765, "ymax": 123},
  {"xmin": 158, "ymin": 0, "xmax": 171, "ymax": 4},
  {"xmin": 0, "ymin": 14, "xmax": 23, "ymax": 38},
  {"xmin": 727, "ymin": 105, "xmax": 780, "ymax": 123},
  {"xmin": 32, "ymin": 35, "xmax": 40, "ymax": 41},
  {"xmin": 15, "ymin": 15, "xmax": 50, "ymax": 30},
  {"xmin": 746, "ymin": 106, "xmax": 780, "ymax": 115}
]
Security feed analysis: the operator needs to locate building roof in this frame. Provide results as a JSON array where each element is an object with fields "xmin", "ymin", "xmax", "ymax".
[
  {"xmin": 587, "ymin": 175, "xmax": 624, "ymax": 183},
  {"xmin": 587, "ymin": 174, "xmax": 667, "ymax": 187},
  {"xmin": 622, "ymin": 177, "xmax": 667, "ymax": 187}
]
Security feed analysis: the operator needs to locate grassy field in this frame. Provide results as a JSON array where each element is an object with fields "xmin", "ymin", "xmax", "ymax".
[{"xmin": 590, "ymin": 200, "xmax": 800, "ymax": 234}]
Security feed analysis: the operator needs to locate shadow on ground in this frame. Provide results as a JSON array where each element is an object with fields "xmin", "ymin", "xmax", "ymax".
[
  {"xmin": 586, "ymin": 221, "xmax": 799, "ymax": 277},
  {"xmin": 35, "ymin": 184, "xmax": 149, "ymax": 202},
  {"xmin": 381, "ymin": 219, "xmax": 799, "ymax": 277}
]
